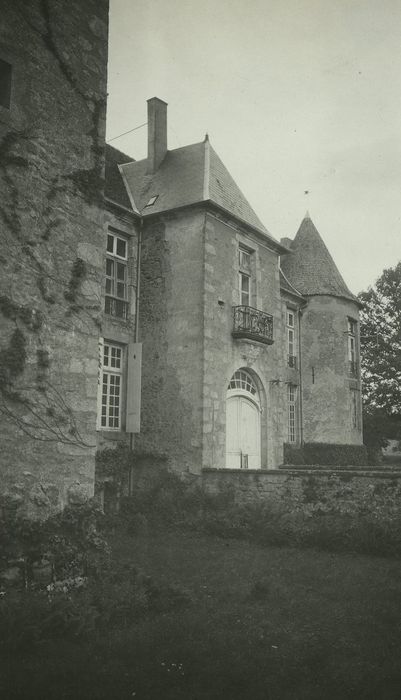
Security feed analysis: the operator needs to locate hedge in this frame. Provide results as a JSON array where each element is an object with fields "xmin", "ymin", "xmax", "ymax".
[{"xmin": 284, "ymin": 442, "xmax": 368, "ymax": 467}]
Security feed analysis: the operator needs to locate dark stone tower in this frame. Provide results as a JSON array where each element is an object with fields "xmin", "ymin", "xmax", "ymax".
[
  {"xmin": 0, "ymin": 0, "xmax": 109, "ymax": 515},
  {"xmin": 281, "ymin": 213, "xmax": 363, "ymax": 445}
]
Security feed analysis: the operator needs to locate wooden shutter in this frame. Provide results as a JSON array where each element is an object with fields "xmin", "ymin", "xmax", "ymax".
[
  {"xmin": 126, "ymin": 342, "xmax": 142, "ymax": 433},
  {"xmin": 96, "ymin": 337, "xmax": 104, "ymax": 430}
]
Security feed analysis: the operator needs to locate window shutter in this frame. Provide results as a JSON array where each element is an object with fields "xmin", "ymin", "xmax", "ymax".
[
  {"xmin": 96, "ymin": 337, "xmax": 104, "ymax": 430},
  {"xmin": 126, "ymin": 342, "xmax": 142, "ymax": 433},
  {"xmin": 128, "ymin": 255, "xmax": 136, "ymax": 284}
]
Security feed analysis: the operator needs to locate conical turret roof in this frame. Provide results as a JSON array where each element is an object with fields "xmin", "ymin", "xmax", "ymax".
[{"xmin": 280, "ymin": 213, "xmax": 357, "ymax": 302}]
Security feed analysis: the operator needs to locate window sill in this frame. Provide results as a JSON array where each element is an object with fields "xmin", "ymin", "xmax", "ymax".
[{"xmin": 97, "ymin": 430, "xmax": 126, "ymax": 441}]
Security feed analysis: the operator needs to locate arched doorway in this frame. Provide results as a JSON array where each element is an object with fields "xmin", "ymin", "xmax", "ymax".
[{"xmin": 225, "ymin": 369, "xmax": 261, "ymax": 469}]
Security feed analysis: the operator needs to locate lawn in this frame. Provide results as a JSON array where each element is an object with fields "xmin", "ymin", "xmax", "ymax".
[{"xmin": 2, "ymin": 528, "xmax": 401, "ymax": 700}]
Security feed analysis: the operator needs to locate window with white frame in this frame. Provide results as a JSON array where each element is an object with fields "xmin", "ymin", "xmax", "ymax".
[
  {"xmin": 105, "ymin": 231, "xmax": 129, "ymax": 319},
  {"xmin": 99, "ymin": 341, "xmax": 124, "ymax": 430},
  {"xmin": 347, "ymin": 317, "xmax": 357, "ymax": 375},
  {"xmin": 287, "ymin": 309, "xmax": 297, "ymax": 368},
  {"xmin": 288, "ymin": 384, "xmax": 297, "ymax": 443},
  {"xmin": 239, "ymin": 247, "xmax": 252, "ymax": 306},
  {"xmin": 228, "ymin": 369, "xmax": 258, "ymax": 396}
]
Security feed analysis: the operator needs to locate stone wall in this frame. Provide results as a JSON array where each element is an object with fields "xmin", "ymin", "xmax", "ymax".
[
  {"xmin": 203, "ymin": 467, "xmax": 401, "ymax": 506},
  {"xmin": 97, "ymin": 204, "xmax": 138, "ymax": 450},
  {"xmin": 0, "ymin": 0, "xmax": 109, "ymax": 515},
  {"xmin": 134, "ymin": 208, "xmax": 206, "ymax": 472},
  {"xmin": 134, "ymin": 205, "xmax": 309, "ymax": 474},
  {"xmin": 201, "ymin": 212, "xmax": 287, "ymax": 470},
  {"xmin": 300, "ymin": 295, "xmax": 363, "ymax": 444}
]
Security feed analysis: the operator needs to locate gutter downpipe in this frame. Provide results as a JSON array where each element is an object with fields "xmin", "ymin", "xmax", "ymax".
[
  {"xmin": 129, "ymin": 216, "xmax": 143, "ymax": 462},
  {"xmin": 298, "ymin": 306, "xmax": 304, "ymax": 445}
]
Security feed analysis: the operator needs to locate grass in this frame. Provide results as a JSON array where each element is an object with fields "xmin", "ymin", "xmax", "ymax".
[{"xmin": 2, "ymin": 527, "xmax": 401, "ymax": 699}]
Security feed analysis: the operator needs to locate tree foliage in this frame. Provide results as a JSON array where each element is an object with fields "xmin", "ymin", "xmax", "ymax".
[{"xmin": 358, "ymin": 262, "xmax": 401, "ymax": 442}]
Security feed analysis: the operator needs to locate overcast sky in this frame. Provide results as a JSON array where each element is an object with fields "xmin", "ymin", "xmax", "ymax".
[{"xmin": 106, "ymin": 0, "xmax": 401, "ymax": 294}]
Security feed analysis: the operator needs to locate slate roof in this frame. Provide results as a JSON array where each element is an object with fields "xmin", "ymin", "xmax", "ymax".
[
  {"xmin": 280, "ymin": 213, "xmax": 358, "ymax": 303},
  {"xmin": 105, "ymin": 144, "xmax": 135, "ymax": 210},
  {"xmin": 279, "ymin": 268, "xmax": 305, "ymax": 300},
  {"xmin": 119, "ymin": 137, "xmax": 284, "ymax": 249}
]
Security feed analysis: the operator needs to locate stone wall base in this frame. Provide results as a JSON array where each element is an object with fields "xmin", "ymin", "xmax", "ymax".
[{"xmin": 202, "ymin": 467, "xmax": 401, "ymax": 505}]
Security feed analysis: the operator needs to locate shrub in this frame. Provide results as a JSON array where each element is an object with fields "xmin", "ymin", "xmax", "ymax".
[
  {"xmin": 0, "ymin": 564, "xmax": 192, "ymax": 652},
  {"xmin": 283, "ymin": 444, "xmax": 305, "ymax": 465},
  {"xmin": 0, "ymin": 498, "xmax": 108, "ymax": 588},
  {"xmin": 284, "ymin": 442, "xmax": 368, "ymax": 466},
  {"xmin": 115, "ymin": 462, "xmax": 401, "ymax": 559}
]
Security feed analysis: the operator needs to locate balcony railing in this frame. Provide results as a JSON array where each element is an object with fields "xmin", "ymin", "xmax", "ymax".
[
  {"xmin": 288, "ymin": 354, "xmax": 297, "ymax": 369},
  {"xmin": 232, "ymin": 305, "xmax": 274, "ymax": 345},
  {"xmin": 349, "ymin": 360, "xmax": 358, "ymax": 377}
]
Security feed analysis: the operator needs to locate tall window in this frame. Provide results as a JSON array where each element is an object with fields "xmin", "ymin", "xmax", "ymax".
[
  {"xmin": 348, "ymin": 318, "xmax": 357, "ymax": 375},
  {"xmin": 105, "ymin": 231, "xmax": 129, "ymax": 319},
  {"xmin": 100, "ymin": 341, "xmax": 124, "ymax": 430},
  {"xmin": 287, "ymin": 309, "xmax": 297, "ymax": 368},
  {"xmin": 239, "ymin": 247, "xmax": 252, "ymax": 306},
  {"xmin": 351, "ymin": 389, "xmax": 358, "ymax": 429},
  {"xmin": 288, "ymin": 384, "xmax": 297, "ymax": 443},
  {"xmin": 0, "ymin": 59, "xmax": 12, "ymax": 109}
]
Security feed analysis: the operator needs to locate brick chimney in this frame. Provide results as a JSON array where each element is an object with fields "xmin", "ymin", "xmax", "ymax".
[
  {"xmin": 147, "ymin": 97, "xmax": 168, "ymax": 173},
  {"xmin": 280, "ymin": 237, "xmax": 293, "ymax": 249}
]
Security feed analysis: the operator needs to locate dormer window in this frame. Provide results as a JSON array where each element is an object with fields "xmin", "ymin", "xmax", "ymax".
[
  {"xmin": 0, "ymin": 59, "xmax": 12, "ymax": 109},
  {"xmin": 144, "ymin": 195, "xmax": 158, "ymax": 207}
]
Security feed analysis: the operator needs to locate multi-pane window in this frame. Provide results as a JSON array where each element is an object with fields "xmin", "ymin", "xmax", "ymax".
[
  {"xmin": 347, "ymin": 318, "xmax": 357, "ymax": 375},
  {"xmin": 288, "ymin": 384, "xmax": 297, "ymax": 443},
  {"xmin": 105, "ymin": 232, "xmax": 129, "ymax": 319},
  {"xmin": 239, "ymin": 247, "xmax": 252, "ymax": 306},
  {"xmin": 100, "ymin": 342, "xmax": 124, "ymax": 430},
  {"xmin": 351, "ymin": 389, "xmax": 358, "ymax": 429},
  {"xmin": 287, "ymin": 309, "xmax": 297, "ymax": 368},
  {"xmin": 228, "ymin": 369, "xmax": 257, "ymax": 396}
]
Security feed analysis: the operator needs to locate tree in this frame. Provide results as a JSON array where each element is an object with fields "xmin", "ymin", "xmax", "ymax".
[{"xmin": 358, "ymin": 262, "xmax": 401, "ymax": 445}]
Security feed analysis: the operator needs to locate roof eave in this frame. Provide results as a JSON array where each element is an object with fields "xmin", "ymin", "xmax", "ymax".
[
  {"xmin": 302, "ymin": 292, "xmax": 363, "ymax": 308},
  {"xmin": 279, "ymin": 267, "xmax": 306, "ymax": 302},
  {"xmin": 206, "ymin": 200, "xmax": 288, "ymax": 252},
  {"xmin": 140, "ymin": 198, "xmax": 288, "ymax": 253},
  {"xmin": 105, "ymin": 196, "xmax": 138, "ymax": 218},
  {"xmin": 118, "ymin": 163, "xmax": 141, "ymax": 214}
]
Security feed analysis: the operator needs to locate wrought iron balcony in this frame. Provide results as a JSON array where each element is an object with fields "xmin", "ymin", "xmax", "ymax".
[
  {"xmin": 288, "ymin": 354, "xmax": 297, "ymax": 369},
  {"xmin": 232, "ymin": 305, "xmax": 274, "ymax": 345}
]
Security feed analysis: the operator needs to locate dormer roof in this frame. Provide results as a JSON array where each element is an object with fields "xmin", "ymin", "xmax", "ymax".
[{"xmin": 119, "ymin": 137, "xmax": 286, "ymax": 251}]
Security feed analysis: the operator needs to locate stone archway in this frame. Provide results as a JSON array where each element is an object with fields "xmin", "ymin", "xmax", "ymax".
[{"xmin": 225, "ymin": 369, "xmax": 261, "ymax": 469}]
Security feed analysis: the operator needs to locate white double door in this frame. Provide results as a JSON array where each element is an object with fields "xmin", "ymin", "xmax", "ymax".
[{"xmin": 225, "ymin": 395, "xmax": 261, "ymax": 469}]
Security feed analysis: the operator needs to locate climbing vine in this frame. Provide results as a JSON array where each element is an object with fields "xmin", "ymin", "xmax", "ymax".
[
  {"xmin": 0, "ymin": 0, "xmax": 107, "ymax": 448},
  {"xmin": 64, "ymin": 258, "xmax": 87, "ymax": 303}
]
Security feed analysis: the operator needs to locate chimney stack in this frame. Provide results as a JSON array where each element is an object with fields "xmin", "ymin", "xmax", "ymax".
[
  {"xmin": 280, "ymin": 237, "xmax": 293, "ymax": 249},
  {"xmin": 147, "ymin": 97, "xmax": 168, "ymax": 173}
]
